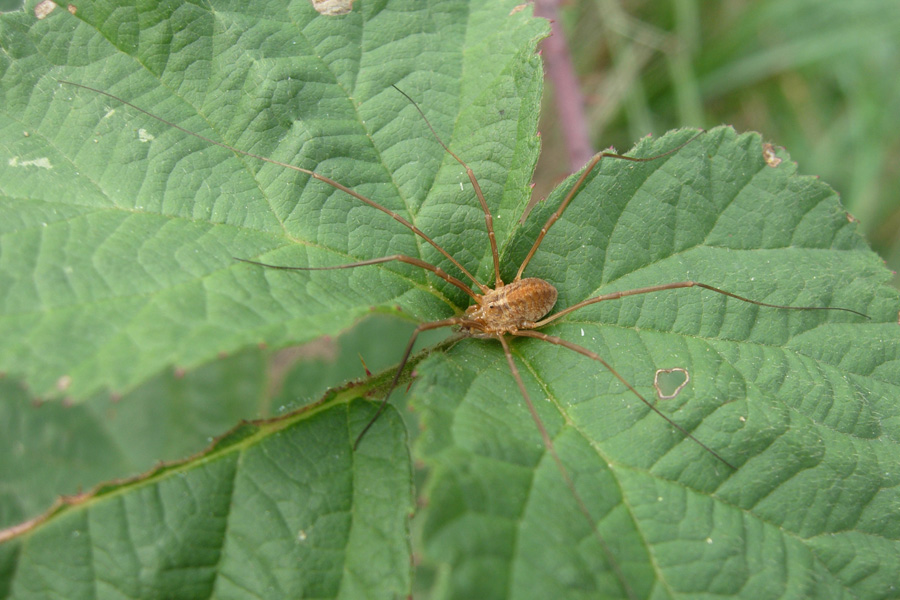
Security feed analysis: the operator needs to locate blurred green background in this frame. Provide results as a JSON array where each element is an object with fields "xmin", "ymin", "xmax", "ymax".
[{"xmin": 533, "ymin": 0, "xmax": 900, "ymax": 288}]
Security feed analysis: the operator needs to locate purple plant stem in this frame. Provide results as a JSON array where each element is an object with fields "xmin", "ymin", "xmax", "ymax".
[{"xmin": 535, "ymin": 0, "xmax": 595, "ymax": 172}]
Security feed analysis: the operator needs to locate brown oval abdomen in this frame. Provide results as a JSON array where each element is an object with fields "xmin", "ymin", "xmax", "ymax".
[
  {"xmin": 504, "ymin": 278, "xmax": 557, "ymax": 324},
  {"xmin": 468, "ymin": 278, "xmax": 558, "ymax": 333}
]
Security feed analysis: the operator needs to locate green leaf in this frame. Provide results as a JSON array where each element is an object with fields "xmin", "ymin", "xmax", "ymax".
[
  {"xmin": 1, "ymin": 395, "xmax": 413, "ymax": 599},
  {"xmin": 0, "ymin": 349, "xmax": 267, "ymax": 529},
  {"xmin": 415, "ymin": 127, "xmax": 900, "ymax": 599},
  {"xmin": 2, "ymin": 2, "xmax": 900, "ymax": 600},
  {"xmin": 0, "ymin": 0, "xmax": 545, "ymax": 400}
]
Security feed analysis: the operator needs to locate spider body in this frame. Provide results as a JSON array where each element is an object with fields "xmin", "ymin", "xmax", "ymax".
[{"xmin": 463, "ymin": 278, "xmax": 558, "ymax": 336}]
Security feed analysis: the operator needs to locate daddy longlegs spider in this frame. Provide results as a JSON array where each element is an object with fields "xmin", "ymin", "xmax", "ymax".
[{"xmin": 60, "ymin": 80, "xmax": 868, "ymax": 599}]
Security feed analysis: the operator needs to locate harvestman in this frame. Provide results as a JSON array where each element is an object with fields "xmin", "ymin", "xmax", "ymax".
[{"xmin": 61, "ymin": 81, "xmax": 867, "ymax": 598}]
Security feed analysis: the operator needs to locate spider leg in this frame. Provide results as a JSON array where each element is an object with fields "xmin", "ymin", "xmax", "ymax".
[
  {"xmin": 496, "ymin": 334, "xmax": 638, "ymax": 600},
  {"xmin": 392, "ymin": 85, "xmax": 503, "ymax": 287},
  {"xmin": 235, "ymin": 254, "xmax": 480, "ymax": 301},
  {"xmin": 511, "ymin": 329, "xmax": 736, "ymax": 470},
  {"xmin": 533, "ymin": 281, "xmax": 868, "ymax": 328},
  {"xmin": 515, "ymin": 131, "xmax": 705, "ymax": 281},
  {"xmin": 58, "ymin": 79, "xmax": 488, "ymax": 293},
  {"xmin": 354, "ymin": 318, "xmax": 465, "ymax": 449}
]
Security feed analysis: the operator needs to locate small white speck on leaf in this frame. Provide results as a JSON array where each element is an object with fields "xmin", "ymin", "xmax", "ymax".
[
  {"xmin": 311, "ymin": 0, "xmax": 353, "ymax": 15},
  {"xmin": 8, "ymin": 157, "xmax": 52, "ymax": 169},
  {"xmin": 56, "ymin": 375, "xmax": 72, "ymax": 391},
  {"xmin": 138, "ymin": 128, "xmax": 155, "ymax": 143},
  {"xmin": 35, "ymin": 0, "xmax": 55, "ymax": 19}
]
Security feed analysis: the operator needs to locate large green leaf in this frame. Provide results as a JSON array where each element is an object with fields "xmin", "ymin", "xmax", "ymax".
[
  {"xmin": 0, "ymin": 348, "xmax": 269, "ymax": 529},
  {"xmin": 1, "ymin": 0, "xmax": 544, "ymax": 399},
  {"xmin": 414, "ymin": 127, "xmax": 900, "ymax": 599},
  {"xmin": 2, "ymin": 1, "xmax": 899, "ymax": 599},
  {"xmin": 0, "ymin": 394, "xmax": 413, "ymax": 599}
]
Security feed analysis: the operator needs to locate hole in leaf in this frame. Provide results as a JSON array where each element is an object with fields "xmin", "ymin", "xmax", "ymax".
[{"xmin": 654, "ymin": 368, "xmax": 690, "ymax": 400}]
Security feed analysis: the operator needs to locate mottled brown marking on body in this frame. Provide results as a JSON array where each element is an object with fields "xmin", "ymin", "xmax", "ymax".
[{"xmin": 463, "ymin": 278, "xmax": 557, "ymax": 335}]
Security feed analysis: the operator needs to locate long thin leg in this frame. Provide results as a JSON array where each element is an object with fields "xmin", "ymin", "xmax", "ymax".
[
  {"xmin": 514, "ymin": 132, "xmax": 704, "ymax": 281},
  {"xmin": 511, "ymin": 329, "xmax": 736, "ymax": 470},
  {"xmin": 392, "ymin": 85, "xmax": 503, "ymax": 286},
  {"xmin": 354, "ymin": 318, "xmax": 465, "ymax": 449},
  {"xmin": 534, "ymin": 281, "xmax": 869, "ymax": 328},
  {"xmin": 235, "ymin": 254, "xmax": 480, "ymax": 302},
  {"xmin": 496, "ymin": 335, "xmax": 637, "ymax": 600},
  {"xmin": 58, "ymin": 80, "xmax": 489, "ymax": 294}
]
